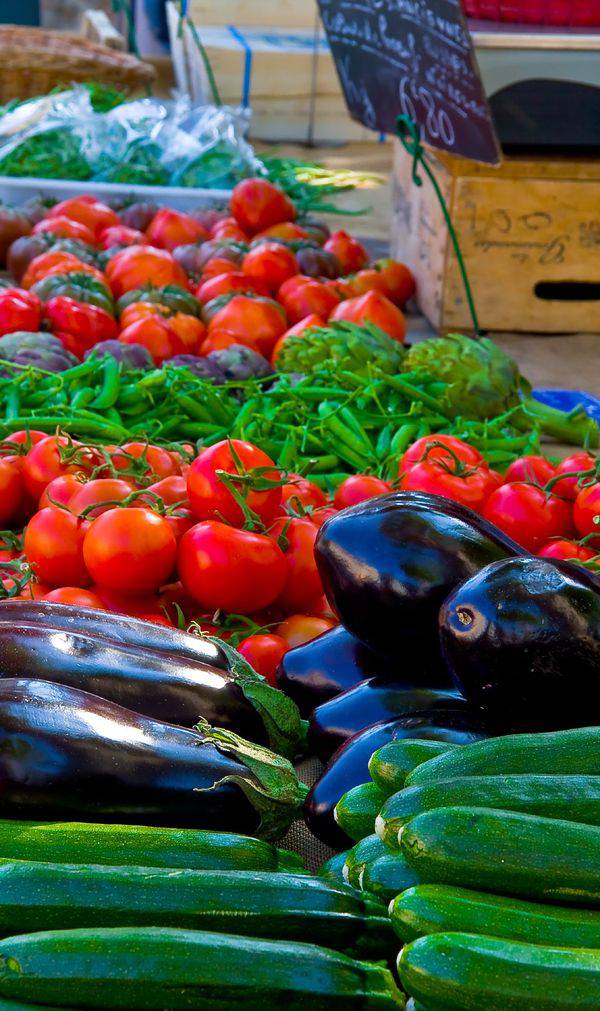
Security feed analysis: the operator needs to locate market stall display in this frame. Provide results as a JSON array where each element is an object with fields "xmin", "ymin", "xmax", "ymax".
[{"xmin": 0, "ymin": 88, "xmax": 598, "ymax": 1005}]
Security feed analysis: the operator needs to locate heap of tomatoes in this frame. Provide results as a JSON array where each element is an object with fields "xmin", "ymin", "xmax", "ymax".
[
  {"xmin": 1, "ymin": 427, "xmax": 598, "ymax": 684},
  {"xmin": 0, "ymin": 179, "xmax": 414, "ymax": 366}
]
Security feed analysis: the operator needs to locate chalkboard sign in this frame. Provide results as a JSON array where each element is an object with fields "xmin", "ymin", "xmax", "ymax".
[{"xmin": 318, "ymin": 0, "xmax": 500, "ymax": 164}]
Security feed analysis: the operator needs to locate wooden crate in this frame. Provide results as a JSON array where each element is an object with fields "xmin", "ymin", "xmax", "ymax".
[
  {"xmin": 186, "ymin": 0, "xmax": 317, "ymax": 29},
  {"xmin": 391, "ymin": 139, "xmax": 600, "ymax": 334}
]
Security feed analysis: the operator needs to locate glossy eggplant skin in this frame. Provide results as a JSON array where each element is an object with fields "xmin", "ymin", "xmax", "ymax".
[
  {"xmin": 0, "ymin": 620, "xmax": 266, "ymax": 743},
  {"xmin": 440, "ymin": 556, "xmax": 600, "ymax": 732},
  {"xmin": 308, "ymin": 679, "xmax": 465, "ymax": 762},
  {"xmin": 0, "ymin": 601, "xmax": 228, "ymax": 669},
  {"xmin": 0, "ymin": 679, "xmax": 261, "ymax": 832},
  {"xmin": 276, "ymin": 626, "xmax": 397, "ymax": 717},
  {"xmin": 315, "ymin": 492, "xmax": 524, "ymax": 665},
  {"xmin": 304, "ymin": 711, "xmax": 488, "ymax": 848}
]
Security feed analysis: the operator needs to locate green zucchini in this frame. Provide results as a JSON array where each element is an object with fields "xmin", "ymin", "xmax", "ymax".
[
  {"xmin": 360, "ymin": 851, "xmax": 421, "ymax": 904},
  {"xmin": 0, "ymin": 861, "xmax": 393, "ymax": 959},
  {"xmin": 0, "ymin": 820, "xmax": 303, "ymax": 873},
  {"xmin": 369, "ymin": 740, "xmax": 459, "ymax": 796},
  {"xmin": 391, "ymin": 884, "xmax": 600, "ymax": 948},
  {"xmin": 0, "ymin": 1002, "xmax": 65, "ymax": 1011},
  {"xmin": 406, "ymin": 726, "xmax": 600, "ymax": 787},
  {"xmin": 400, "ymin": 806, "xmax": 600, "ymax": 905},
  {"xmin": 378, "ymin": 775, "xmax": 600, "ymax": 849},
  {"xmin": 344, "ymin": 835, "xmax": 389, "ymax": 889},
  {"xmin": 335, "ymin": 783, "xmax": 387, "ymax": 842},
  {"xmin": 319, "ymin": 851, "xmax": 348, "ymax": 885},
  {"xmin": 398, "ymin": 931, "xmax": 600, "ymax": 1010},
  {"xmin": 0, "ymin": 927, "xmax": 405, "ymax": 1009}
]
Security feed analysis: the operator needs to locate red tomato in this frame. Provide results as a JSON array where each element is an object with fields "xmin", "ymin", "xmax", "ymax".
[
  {"xmin": 21, "ymin": 435, "xmax": 85, "ymax": 500},
  {"xmin": 349, "ymin": 267, "xmax": 390, "ymax": 298},
  {"xmin": 0, "ymin": 287, "xmax": 41, "ymax": 336},
  {"xmin": 196, "ymin": 272, "xmax": 269, "ymax": 303},
  {"xmin": 271, "ymin": 313, "xmax": 324, "ymax": 365},
  {"xmin": 257, "ymin": 222, "xmax": 308, "ymax": 242},
  {"xmin": 242, "ymin": 242, "xmax": 298, "ymax": 293},
  {"xmin": 303, "ymin": 593, "xmax": 337, "ymax": 619},
  {"xmin": 47, "ymin": 197, "xmax": 119, "ymax": 239},
  {"xmin": 371, "ymin": 259, "xmax": 416, "ymax": 306},
  {"xmin": 573, "ymin": 483, "xmax": 600, "ymax": 538},
  {"xmin": 207, "ymin": 295, "xmax": 286, "ymax": 357},
  {"xmin": 187, "ymin": 439, "xmax": 281, "ymax": 527},
  {"xmin": 178, "ymin": 520, "xmax": 288, "ymax": 612},
  {"xmin": 323, "ymin": 230, "xmax": 368, "ymax": 273},
  {"xmin": 483, "ymin": 483, "xmax": 574, "ymax": 551},
  {"xmin": 69, "ymin": 478, "xmax": 136, "ymax": 519},
  {"xmin": 331, "ymin": 290, "xmax": 406, "ymax": 342},
  {"xmin": 399, "ymin": 460, "xmax": 497, "ymax": 512},
  {"xmin": 105, "ymin": 246, "xmax": 188, "ymax": 298},
  {"xmin": 137, "ymin": 612, "xmax": 173, "ymax": 626},
  {"xmin": 401, "ymin": 435, "xmax": 484, "ymax": 471},
  {"xmin": 276, "ymin": 614, "xmax": 336, "ymax": 648},
  {"xmin": 167, "ymin": 313, "xmax": 206, "ymax": 354},
  {"xmin": 38, "ymin": 474, "xmax": 83, "ymax": 509},
  {"xmin": 119, "ymin": 316, "xmax": 186, "ymax": 364},
  {"xmin": 538, "ymin": 539, "xmax": 598, "ymax": 563},
  {"xmin": 3, "ymin": 429, "xmax": 47, "ymax": 449},
  {"xmin": 0, "ymin": 459, "xmax": 23, "ymax": 524},
  {"xmin": 33, "ymin": 216, "xmax": 96, "ymax": 247},
  {"xmin": 145, "ymin": 475, "xmax": 188, "ymax": 507},
  {"xmin": 281, "ymin": 474, "xmax": 327, "ymax": 511},
  {"xmin": 24, "ymin": 508, "xmax": 90, "ymax": 587},
  {"xmin": 199, "ymin": 331, "xmax": 241, "ymax": 355},
  {"xmin": 21, "ymin": 251, "xmax": 102, "ymax": 290},
  {"xmin": 164, "ymin": 508, "xmax": 195, "ymax": 542},
  {"xmin": 99, "ymin": 225, "xmax": 149, "ymax": 250},
  {"xmin": 113, "ymin": 442, "xmax": 180, "ymax": 482},
  {"xmin": 277, "ymin": 276, "xmax": 339, "ymax": 325},
  {"xmin": 231, "ymin": 178, "xmax": 295, "ymax": 235},
  {"xmin": 210, "ymin": 218, "xmax": 249, "ymax": 243},
  {"xmin": 146, "ymin": 208, "xmax": 208, "ymax": 252},
  {"xmin": 91, "ymin": 586, "xmax": 163, "ymax": 617},
  {"xmin": 83, "ymin": 507, "xmax": 177, "ymax": 595},
  {"xmin": 43, "ymin": 587, "xmax": 106, "ymax": 609},
  {"xmin": 309, "ymin": 505, "xmax": 338, "ymax": 528},
  {"xmin": 45, "ymin": 296, "xmax": 118, "ymax": 354},
  {"xmin": 237, "ymin": 634, "xmax": 290, "ymax": 684},
  {"xmin": 334, "ymin": 475, "xmax": 391, "ymax": 510},
  {"xmin": 503, "ymin": 455, "xmax": 555, "ymax": 485},
  {"xmin": 270, "ymin": 516, "xmax": 322, "ymax": 612},
  {"xmin": 198, "ymin": 257, "xmax": 238, "ymax": 283},
  {"xmin": 551, "ymin": 452, "xmax": 597, "ymax": 500}
]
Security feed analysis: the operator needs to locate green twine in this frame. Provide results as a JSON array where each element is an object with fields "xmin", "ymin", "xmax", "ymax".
[{"xmin": 396, "ymin": 114, "xmax": 481, "ymax": 337}]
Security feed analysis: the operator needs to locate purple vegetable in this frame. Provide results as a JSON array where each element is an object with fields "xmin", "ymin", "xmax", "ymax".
[
  {"xmin": 0, "ymin": 332, "xmax": 78, "ymax": 373},
  {"xmin": 85, "ymin": 341, "xmax": 153, "ymax": 371},
  {"xmin": 207, "ymin": 344, "xmax": 273, "ymax": 381},
  {"xmin": 164, "ymin": 355, "xmax": 226, "ymax": 383}
]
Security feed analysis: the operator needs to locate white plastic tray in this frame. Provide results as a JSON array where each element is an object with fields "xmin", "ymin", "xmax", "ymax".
[{"xmin": 0, "ymin": 175, "xmax": 232, "ymax": 211}]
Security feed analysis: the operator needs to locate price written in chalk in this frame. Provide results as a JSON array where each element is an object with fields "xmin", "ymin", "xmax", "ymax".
[{"xmin": 318, "ymin": 0, "xmax": 500, "ymax": 164}]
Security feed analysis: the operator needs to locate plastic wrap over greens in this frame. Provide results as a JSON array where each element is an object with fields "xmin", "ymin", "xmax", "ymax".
[
  {"xmin": 0, "ymin": 87, "xmax": 262, "ymax": 190},
  {"xmin": 0, "ymin": 332, "xmax": 78, "ymax": 373}
]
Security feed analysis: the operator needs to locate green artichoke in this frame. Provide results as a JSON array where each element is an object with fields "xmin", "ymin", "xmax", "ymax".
[{"xmin": 277, "ymin": 321, "xmax": 405, "ymax": 377}]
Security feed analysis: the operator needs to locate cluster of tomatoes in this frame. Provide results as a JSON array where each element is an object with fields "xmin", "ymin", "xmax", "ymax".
[
  {"xmin": 0, "ymin": 178, "xmax": 414, "ymax": 366},
  {"xmin": 397, "ymin": 433, "xmax": 600, "ymax": 560},
  {"xmin": 0, "ymin": 429, "xmax": 400, "ymax": 682},
  {"xmin": 1, "ymin": 428, "xmax": 598, "ymax": 681}
]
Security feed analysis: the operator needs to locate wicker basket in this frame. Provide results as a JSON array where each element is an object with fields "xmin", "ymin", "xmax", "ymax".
[
  {"xmin": 463, "ymin": 0, "xmax": 600, "ymax": 24},
  {"xmin": 0, "ymin": 26, "xmax": 155, "ymax": 105}
]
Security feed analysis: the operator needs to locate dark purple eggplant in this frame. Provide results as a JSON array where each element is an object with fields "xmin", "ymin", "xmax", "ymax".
[
  {"xmin": 309, "ymin": 679, "xmax": 465, "ymax": 762},
  {"xmin": 315, "ymin": 492, "xmax": 525, "ymax": 666},
  {"xmin": 304, "ymin": 711, "xmax": 487, "ymax": 848},
  {"xmin": 0, "ymin": 602, "xmax": 302, "ymax": 758},
  {"xmin": 0, "ymin": 679, "xmax": 304, "ymax": 840},
  {"xmin": 276, "ymin": 626, "xmax": 398, "ymax": 717},
  {"xmin": 439, "ymin": 555, "xmax": 600, "ymax": 732}
]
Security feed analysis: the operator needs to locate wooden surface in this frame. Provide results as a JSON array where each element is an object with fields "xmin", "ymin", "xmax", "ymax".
[{"xmin": 186, "ymin": 0, "xmax": 317, "ymax": 28}]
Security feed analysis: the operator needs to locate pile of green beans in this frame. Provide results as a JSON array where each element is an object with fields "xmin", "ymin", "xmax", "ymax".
[{"xmin": 0, "ymin": 357, "xmax": 541, "ymax": 486}]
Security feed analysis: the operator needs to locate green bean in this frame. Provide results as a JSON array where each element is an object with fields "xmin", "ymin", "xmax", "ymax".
[
  {"xmin": 71, "ymin": 388, "xmax": 95, "ymax": 410},
  {"xmin": 89, "ymin": 358, "xmax": 121, "ymax": 409},
  {"xmin": 390, "ymin": 423, "xmax": 419, "ymax": 457},
  {"xmin": 4, "ymin": 387, "xmax": 20, "ymax": 422}
]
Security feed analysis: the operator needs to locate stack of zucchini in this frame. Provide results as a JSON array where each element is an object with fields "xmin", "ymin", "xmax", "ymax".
[
  {"xmin": 330, "ymin": 726, "xmax": 600, "ymax": 1009},
  {"xmin": 0, "ymin": 821, "xmax": 403, "ymax": 1009}
]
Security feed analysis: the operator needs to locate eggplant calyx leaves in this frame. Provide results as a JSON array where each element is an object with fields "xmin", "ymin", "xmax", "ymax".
[
  {"xmin": 195, "ymin": 719, "xmax": 308, "ymax": 842},
  {"xmin": 200, "ymin": 635, "xmax": 304, "ymax": 761}
]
